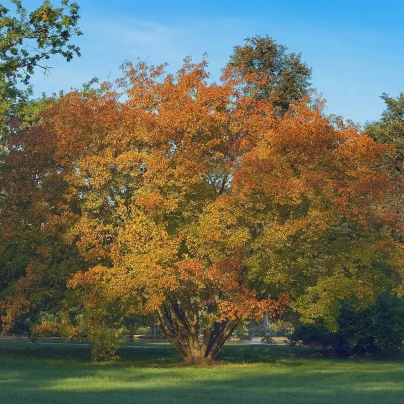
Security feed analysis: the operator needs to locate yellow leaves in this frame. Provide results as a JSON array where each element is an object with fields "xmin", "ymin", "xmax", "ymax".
[
  {"xmin": 135, "ymin": 191, "xmax": 178, "ymax": 213},
  {"xmin": 67, "ymin": 265, "xmax": 141, "ymax": 359},
  {"xmin": 76, "ymin": 154, "xmax": 115, "ymax": 190},
  {"xmin": 68, "ymin": 265, "xmax": 137, "ymax": 302},
  {"xmin": 192, "ymin": 195, "xmax": 250, "ymax": 262},
  {"xmin": 135, "ymin": 192, "xmax": 166, "ymax": 211},
  {"xmin": 68, "ymin": 217, "xmax": 113, "ymax": 264},
  {"xmin": 0, "ymin": 259, "xmax": 48, "ymax": 332},
  {"xmin": 115, "ymin": 150, "xmax": 146, "ymax": 176},
  {"xmin": 294, "ymin": 270, "xmax": 386, "ymax": 330},
  {"xmin": 30, "ymin": 321, "xmax": 80, "ymax": 342},
  {"xmin": 4, "ymin": 56, "xmax": 402, "ymax": 359}
]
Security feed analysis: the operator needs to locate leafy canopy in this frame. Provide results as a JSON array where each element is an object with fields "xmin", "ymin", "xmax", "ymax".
[{"xmin": 1, "ymin": 56, "xmax": 402, "ymax": 363}]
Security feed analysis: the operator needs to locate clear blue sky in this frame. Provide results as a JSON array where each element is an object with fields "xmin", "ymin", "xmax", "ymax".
[{"xmin": 21, "ymin": 0, "xmax": 404, "ymax": 125}]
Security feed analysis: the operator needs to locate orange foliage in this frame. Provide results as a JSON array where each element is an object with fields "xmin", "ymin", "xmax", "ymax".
[{"xmin": 2, "ymin": 58, "xmax": 402, "ymax": 362}]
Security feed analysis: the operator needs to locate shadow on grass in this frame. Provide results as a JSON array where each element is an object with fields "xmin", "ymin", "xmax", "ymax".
[
  {"xmin": 1, "ymin": 341, "xmax": 404, "ymax": 403},
  {"xmin": 0, "ymin": 341, "xmax": 330, "ymax": 367}
]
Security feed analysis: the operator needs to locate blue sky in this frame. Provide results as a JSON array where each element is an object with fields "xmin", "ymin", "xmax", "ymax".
[{"xmin": 19, "ymin": 0, "xmax": 404, "ymax": 125}]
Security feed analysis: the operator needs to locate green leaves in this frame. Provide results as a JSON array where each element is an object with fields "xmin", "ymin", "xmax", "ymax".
[
  {"xmin": 0, "ymin": 0, "xmax": 82, "ymax": 85},
  {"xmin": 227, "ymin": 35, "xmax": 312, "ymax": 113},
  {"xmin": 365, "ymin": 93, "xmax": 404, "ymax": 171}
]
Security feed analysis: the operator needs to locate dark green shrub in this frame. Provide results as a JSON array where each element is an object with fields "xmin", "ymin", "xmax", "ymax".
[{"xmin": 289, "ymin": 293, "xmax": 404, "ymax": 356}]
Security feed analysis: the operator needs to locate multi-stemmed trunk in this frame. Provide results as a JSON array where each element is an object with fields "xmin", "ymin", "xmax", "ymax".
[{"xmin": 156, "ymin": 300, "xmax": 239, "ymax": 364}]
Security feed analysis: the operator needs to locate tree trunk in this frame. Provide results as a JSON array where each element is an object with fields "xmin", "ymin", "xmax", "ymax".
[{"xmin": 156, "ymin": 301, "xmax": 238, "ymax": 364}]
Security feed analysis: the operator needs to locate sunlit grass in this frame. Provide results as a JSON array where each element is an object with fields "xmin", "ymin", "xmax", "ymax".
[{"xmin": 1, "ymin": 340, "xmax": 404, "ymax": 403}]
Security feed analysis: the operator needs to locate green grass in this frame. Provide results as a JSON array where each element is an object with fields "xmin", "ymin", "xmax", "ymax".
[{"xmin": 1, "ymin": 340, "xmax": 404, "ymax": 403}]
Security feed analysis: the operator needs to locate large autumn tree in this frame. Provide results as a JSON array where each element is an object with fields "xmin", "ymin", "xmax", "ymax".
[{"xmin": 2, "ymin": 59, "xmax": 402, "ymax": 363}]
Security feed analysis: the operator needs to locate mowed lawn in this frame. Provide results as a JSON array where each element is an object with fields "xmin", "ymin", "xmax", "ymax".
[{"xmin": 1, "ymin": 340, "xmax": 404, "ymax": 403}]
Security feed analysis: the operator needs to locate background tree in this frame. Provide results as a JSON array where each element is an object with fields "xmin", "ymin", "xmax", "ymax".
[
  {"xmin": 365, "ymin": 93, "xmax": 404, "ymax": 172},
  {"xmin": 364, "ymin": 93, "xmax": 404, "ymax": 246},
  {"xmin": 227, "ymin": 35, "xmax": 312, "ymax": 113},
  {"xmin": 0, "ymin": 0, "xmax": 82, "ymax": 334},
  {"xmin": 0, "ymin": 93, "xmax": 85, "ymax": 336}
]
